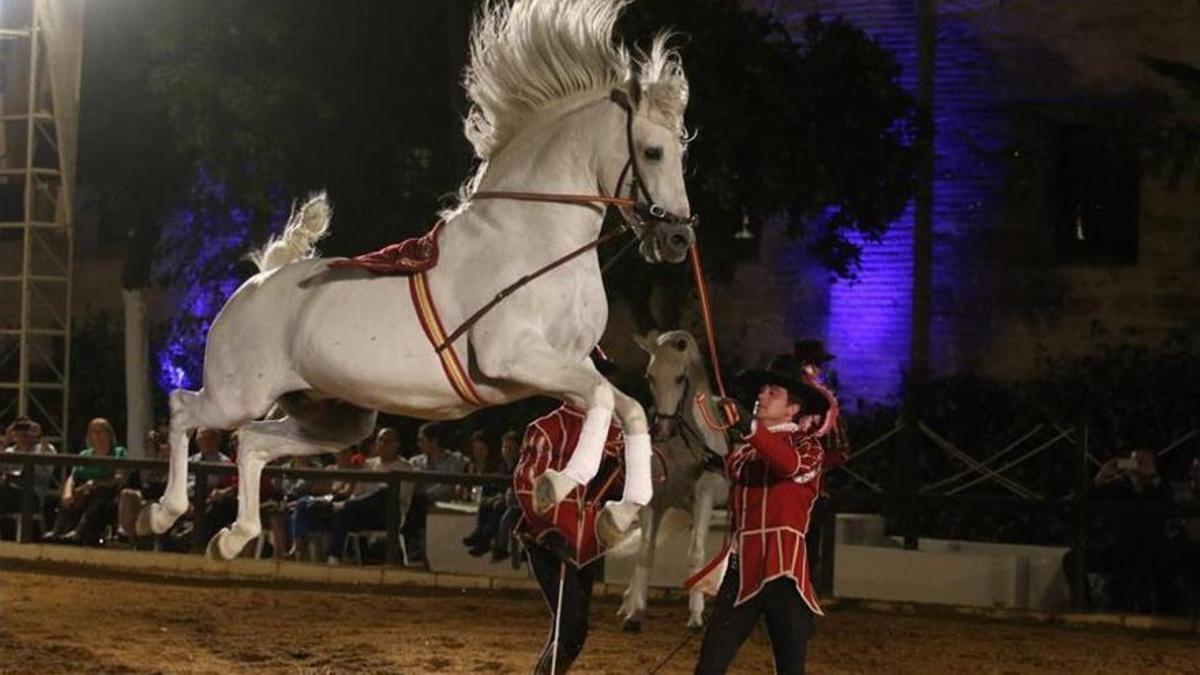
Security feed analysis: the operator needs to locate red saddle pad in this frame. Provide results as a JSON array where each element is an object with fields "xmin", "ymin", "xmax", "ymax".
[{"xmin": 329, "ymin": 222, "xmax": 441, "ymax": 275}]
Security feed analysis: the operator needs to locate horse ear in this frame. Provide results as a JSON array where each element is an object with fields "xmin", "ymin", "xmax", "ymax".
[{"xmin": 634, "ymin": 331, "xmax": 658, "ymax": 353}]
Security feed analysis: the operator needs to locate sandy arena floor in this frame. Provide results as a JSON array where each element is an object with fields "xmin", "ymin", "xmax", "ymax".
[{"xmin": 1, "ymin": 563, "xmax": 1197, "ymax": 674}]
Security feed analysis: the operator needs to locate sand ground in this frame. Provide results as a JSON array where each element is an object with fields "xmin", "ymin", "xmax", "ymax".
[{"xmin": 1, "ymin": 563, "xmax": 1197, "ymax": 674}]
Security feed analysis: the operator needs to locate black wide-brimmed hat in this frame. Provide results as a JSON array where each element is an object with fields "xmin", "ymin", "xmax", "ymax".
[
  {"xmin": 793, "ymin": 338, "xmax": 835, "ymax": 366},
  {"xmin": 735, "ymin": 354, "xmax": 831, "ymax": 416}
]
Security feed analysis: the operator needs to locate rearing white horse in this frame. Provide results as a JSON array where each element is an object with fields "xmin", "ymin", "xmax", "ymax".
[{"xmin": 138, "ymin": 0, "xmax": 695, "ymax": 559}]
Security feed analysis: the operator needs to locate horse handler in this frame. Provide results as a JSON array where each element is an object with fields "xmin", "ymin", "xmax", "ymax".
[
  {"xmin": 512, "ymin": 361, "xmax": 626, "ymax": 674},
  {"xmin": 687, "ymin": 355, "xmax": 831, "ymax": 675}
]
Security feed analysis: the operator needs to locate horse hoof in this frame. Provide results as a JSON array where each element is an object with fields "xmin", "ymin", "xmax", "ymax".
[
  {"xmin": 138, "ymin": 503, "xmax": 176, "ymax": 536},
  {"xmin": 687, "ymin": 617, "xmax": 705, "ymax": 632},
  {"xmin": 596, "ymin": 501, "xmax": 639, "ymax": 548},
  {"xmin": 533, "ymin": 470, "xmax": 576, "ymax": 514},
  {"xmin": 206, "ymin": 528, "xmax": 238, "ymax": 561},
  {"xmin": 622, "ymin": 619, "xmax": 642, "ymax": 634}
]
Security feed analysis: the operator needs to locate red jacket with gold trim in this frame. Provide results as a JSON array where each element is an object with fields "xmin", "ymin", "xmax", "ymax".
[
  {"xmin": 513, "ymin": 405, "xmax": 624, "ymax": 567},
  {"xmin": 686, "ymin": 421, "xmax": 824, "ymax": 614}
]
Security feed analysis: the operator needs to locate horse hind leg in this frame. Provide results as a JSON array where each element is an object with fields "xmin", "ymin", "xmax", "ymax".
[
  {"xmin": 138, "ymin": 388, "xmax": 263, "ymax": 536},
  {"xmin": 207, "ymin": 400, "xmax": 376, "ymax": 560}
]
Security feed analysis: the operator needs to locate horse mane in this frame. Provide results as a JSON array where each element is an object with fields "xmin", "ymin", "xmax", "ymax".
[
  {"xmin": 462, "ymin": 0, "xmax": 689, "ymax": 160},
  {"xmin": 463, "ymin": 0, "xmax": 632, "ymax": 161}
]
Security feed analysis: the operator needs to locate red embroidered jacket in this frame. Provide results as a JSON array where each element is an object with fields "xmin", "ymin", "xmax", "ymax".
[
  {"xmin": 687, "ymin": 422, "xmax": 824, "ymax": 613},
  {"xmin": 513, "ymin": 405, "xmax": 624, "ymax": 567}
]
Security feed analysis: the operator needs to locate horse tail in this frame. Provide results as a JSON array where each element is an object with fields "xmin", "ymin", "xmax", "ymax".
[{"xmin": 249, "ymin": 192, "xmax": 332, "ymax": 272}]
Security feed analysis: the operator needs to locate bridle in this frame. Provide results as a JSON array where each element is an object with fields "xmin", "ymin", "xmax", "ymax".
[
  {"xmin": 472, "ymin": 88, "xmax": 696, "ymax": 232},
  {"xmin": 436, "ymin": 88, "xmax": 695, "ymax": 352},
  {"xmin": 649, "ymin": 371, "xmax": 716, "ymax": 460}
]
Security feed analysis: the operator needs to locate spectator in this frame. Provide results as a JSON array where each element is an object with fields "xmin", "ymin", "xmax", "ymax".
[
  {"xmin": 403, "ymin": 422, "xmax": 467, "ymax": 562},
  {"xmin": 490, "ymin": 430, "xmax": 524, "ymax": 562},
  {"xmin": 325, "ymin": 427, "xmax": 413, "ymax": 564},
  {"xmin": 1063, "ymin": 448, "xmax": 1173, "ymax": 611},
  {"xmin": 289, "ymin": 447, "xmax": 359, "ymax": 560},
  {"xmin": 1, "ymin": 417, "xmax": 58, "ymax": 532},
  {"xmin": 116, "ymin": 426, "xmax": 171, "ymax": 542},
  {"xmin": 461, "ymin": 431, "xmax": 509, "ymax": 558},
  {"xmin": 187, "ymin": 427, "xmax": 232, "ymax": 506},
  {"xmin": 43, "ymin": 418, "xmax": 126, "ymax": 545},
  {"xmin": 189, "ymin": 429, "xmax": 239, "ymax": 548}
]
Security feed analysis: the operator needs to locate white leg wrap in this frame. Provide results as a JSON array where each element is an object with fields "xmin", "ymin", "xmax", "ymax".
[
  {"xmin": 620, "ymin": 432, "xmax": 653, "ymax": 505},
  {"xmin": 561, "ymin": 405, "xmax": 613, "ymax": 485}
]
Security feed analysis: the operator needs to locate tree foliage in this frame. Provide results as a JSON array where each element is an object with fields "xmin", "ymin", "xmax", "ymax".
[
  {"xmin": 81, "ymin": 1, "xmax": 913, "ymax": 330},
  {"xmin": 620, "ymin": 3, "xmax": 914, "ymax": 279}
]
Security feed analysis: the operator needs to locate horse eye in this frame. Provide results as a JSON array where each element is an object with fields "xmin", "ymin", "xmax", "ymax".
[
  {"xmin": 675, "ymin": 376, "xmax": 685, "ymax": 385},
  {"xmin": 643, "ymin": 146, "xmax": 663, "ymax": 161}
]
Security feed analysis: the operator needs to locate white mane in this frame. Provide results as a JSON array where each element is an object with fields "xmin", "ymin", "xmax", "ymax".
[{"xmin": 462, "ymin": 0, "xmax": 689, "ymax": 160}]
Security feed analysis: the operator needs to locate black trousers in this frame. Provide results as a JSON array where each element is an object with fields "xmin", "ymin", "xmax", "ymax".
[
  {"xmin": 695, "ymin": 558, "xmax": 814, "ymax": 675},
  {"xmin": 527, "ymin": 539, "xmax": 597, "ymax": 675}
]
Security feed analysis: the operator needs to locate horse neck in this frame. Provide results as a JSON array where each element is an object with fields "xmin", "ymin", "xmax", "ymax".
[{"xmin": 463, "ymin": 93, "xmax": 622, "ymax": 253}]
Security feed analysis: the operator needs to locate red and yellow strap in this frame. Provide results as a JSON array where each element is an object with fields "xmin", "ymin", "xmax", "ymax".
[{"xmin": 409, "ymin": 271, "xmax": 488, "ymax": 408}]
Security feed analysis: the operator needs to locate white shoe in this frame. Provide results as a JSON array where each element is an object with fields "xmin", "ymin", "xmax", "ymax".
[
  {"xmin": 326, "ymin": 556, "xmax": 341, "ymax": 565},
  {"xmin": 596, "ymin": 501, "xmax": 642, "ymax": 548},
  {"xmin": 533, "ymin": 469, "xmax": 579, "ymax": 514}
]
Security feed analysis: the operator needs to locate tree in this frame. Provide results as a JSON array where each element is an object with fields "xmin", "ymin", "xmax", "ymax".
[
  {"xmin": 613, "ymin": 2, "xmax": 915, "ymax": 329},
  {"xmin": 88, "ymin": 1, "xmax": 914, "ymax": 349}
]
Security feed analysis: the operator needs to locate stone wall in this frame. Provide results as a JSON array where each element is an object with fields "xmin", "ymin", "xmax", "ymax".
[{"xmin": 708, "ymin": 0, "xmax": 1200, "ymax": 402}]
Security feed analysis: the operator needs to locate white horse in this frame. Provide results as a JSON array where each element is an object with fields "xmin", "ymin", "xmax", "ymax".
[
  {"xmin": 137, "ymin": 0, "xmax": 696, "ymax": 559},
  {"xmin": 618, "ymin": 330, "xmax": 730, "ymax": 631}
]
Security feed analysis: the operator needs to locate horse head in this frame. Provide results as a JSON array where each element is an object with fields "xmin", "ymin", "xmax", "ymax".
[
  {"xmin": 612, "ymin": 36, "xmax": 695, "ymax": 264},
  {"xmin": 636, "ymin": 329, "xmax": 705, "ymax": 442}
]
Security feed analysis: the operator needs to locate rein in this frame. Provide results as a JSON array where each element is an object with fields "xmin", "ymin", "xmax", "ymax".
[{"xmin": 435, "ymin": 88, "xmax": 693, "ymax": 353}]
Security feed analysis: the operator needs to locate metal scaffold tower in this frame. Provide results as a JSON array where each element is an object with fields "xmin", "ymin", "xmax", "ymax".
[{"xmin": 0, "ymin": 0, "xmax": 83, "ymax": 449}]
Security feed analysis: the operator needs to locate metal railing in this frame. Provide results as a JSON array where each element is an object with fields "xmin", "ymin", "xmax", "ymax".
[{"xmin": 0, "ymin": 452, "xmax": 510, "ymax": 566}]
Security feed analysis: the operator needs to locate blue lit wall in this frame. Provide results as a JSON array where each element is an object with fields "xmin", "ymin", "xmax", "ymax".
[
  {"xmin": 152, "ymin": 169, "xmax": 285, "ymax": 393},
  {"xmin": 771, "ymin": 0, "xmax": 1010, "ymax": 404}
]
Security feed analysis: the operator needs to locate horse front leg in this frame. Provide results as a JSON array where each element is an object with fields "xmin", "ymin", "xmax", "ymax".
[
  {"xmin": 596, "ymin": 387, "xmax": 654, "ymax": 547},
  {"xmin": 618, "ymin": 504, "xmax": 657, "ymax": 633},
  {"xmin": 687, "ymin": 474, "xmax": 722, "ymax": 630},
  {"xmin": 477, "ymin": 346, "xmax": 616, "ymax": 514}
]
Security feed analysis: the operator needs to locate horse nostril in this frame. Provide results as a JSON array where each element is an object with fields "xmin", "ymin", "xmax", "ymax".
[{"xmin": 669, "ymin": 234, "xmax": 689, "ymax": 250}]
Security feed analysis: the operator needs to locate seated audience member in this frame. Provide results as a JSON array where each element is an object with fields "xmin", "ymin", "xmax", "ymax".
[
  {"xmin": 116, "ymin": 426, "xmax": 171, "ymax": 541},
  {"xmin": 403, "ymin": 422, "xmax": 467, "ymax": 561},
  {"xmin": 491, "ymin": 430, "xmax": 524, "ymax": 562},
  {"xmin": 187, "ymin": 427, "xmax": 233, "ymax": 509},
  {"xmin": 185, "ymin": 429, "xmax": 238, "ymax": 546},
  {"xmin": 43, "ymin": 418, "xmax": 127, "ymax": 545},
  {"xmin": 1, "ymin": 417, "xmax": 58, "ymax": 534},
  {"xmin": 289, "ymin": 447, "xmax": 359, "ymax": 560},
  {"xmin": 1063, "ymin": 448, "xmax": 1172, "ymax": 611},
  {"xmin": 461, "ymin": 431, "xmax": 514, "ymax": 558},
  {"xmin": 325, "ymin": 427, "xmax": 413, "ymax": 564}
]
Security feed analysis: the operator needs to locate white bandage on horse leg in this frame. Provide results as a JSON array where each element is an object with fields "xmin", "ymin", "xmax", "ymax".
[
  {"xmin": 561, "ymin": 406, "xmax": 613, "ymax": 485},
  {"xmin": 620, "ymin": 432, "xmax": 653, "ymax": 505}
]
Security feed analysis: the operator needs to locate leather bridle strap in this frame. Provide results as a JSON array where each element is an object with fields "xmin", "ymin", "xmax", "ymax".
[
  {"xmin": 435, "ymin": 223, "xmax": 631, "ymax": 352},
  {"xmin": 471, "ymin": 191, "xmax": 636, "ymax": 209}
]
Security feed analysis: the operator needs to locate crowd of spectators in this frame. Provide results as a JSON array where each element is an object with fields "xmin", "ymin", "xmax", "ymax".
[
  {"xmin": 1, "ymin": 416, "xmax": 522, "ymax": 569},
  {"xmin": 10, "ymin": 412, "xmax": 1193, "ymax": 616}
]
